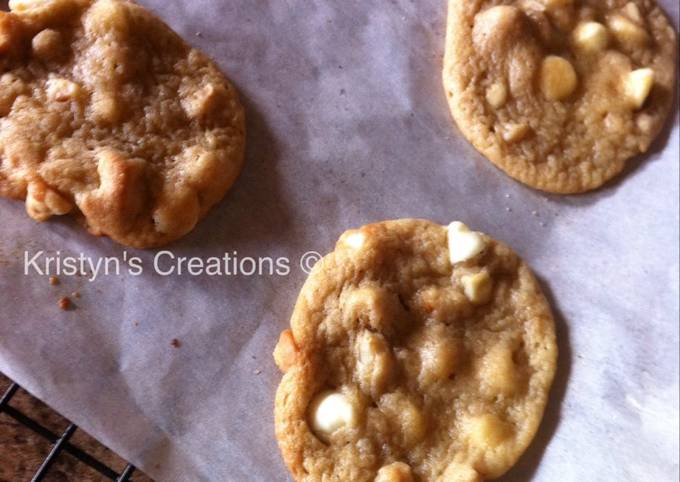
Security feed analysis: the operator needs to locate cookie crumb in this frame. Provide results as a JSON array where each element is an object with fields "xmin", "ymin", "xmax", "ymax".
[
  {"xmin": 71, "ymin": 291, "xmax": 81, "ymax": 299},
  {"xmin": 49, "ymin": 276, "xmax": 60, "ymax": 286},
  {"xmin": 171, "ymin": 338, "xmax": 181, "ymax": 348},
  {"xmin": 195, "ymin": 31, "xmax": 203, "ymax": 38},
  {"xmin": 505, "ymin": 207, "xmax": 511, "ymax": 212},
  {"xmin": 58, "ymin": 296, "xmax": 72, "ymax": 310},
  {"xmin": 531, "ymin": 210, "xmax": 538, "ymax": 216},
  {"xmin": 254, "ymin": 369, "xmax": 262, "ymax": 375}
]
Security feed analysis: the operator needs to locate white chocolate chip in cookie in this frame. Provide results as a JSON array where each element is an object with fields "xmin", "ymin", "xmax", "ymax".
[
  {"xmin": 622, "ymin": 2, "xmax": 643, "ymax": 23},
  {"xmin": 539, "ymin": 0, "xmax": 572, "ymax": 10},
  {"xmin": 501, "ymin": 123, "xmax": 530, "ymax": 143},
  {"xmin": 378, "ymin": 392, "xmax": 427, "ymax": 447},
  {"xmin": 181, "ymin": 83, "xmax": 225, "ymax": 120},
  {"xmin": 624, "ymin": 68, "xmax": 655, "ymax": 109},
  {"xmin": 466, "ymin": 413, "xmax": 512, "ymax": 449},
  {"xmin": 480, "ymin": 343, "xmax": 519, "ymax": 396},
  {"xmin": 441, "ymin": 462, "xmax": 482, "ymax": 482},
  {"xmin": 309, "ymin": 391, "xmax": 357, "ymax": 440},
  {"xmin": 607, "ymin": 14, "xmax": 648, "ymax": 46},
  {"xmin": 539, "ymin": 56, "xmax": 578, "ymax": 101},
  {"xmin": 485, "ymin": 82, "xmax": 508, "ymax": 108},
  {"xmin": 461, "ymin": 271, "xmax": 493, "ymax": 305},
  {"xmin": 32, "ymin": 29, "xmax": 65, "ymax": 60},
  {"xmin": 447, "ymin": 222, "xmax": 487, "ymax": 264},
  {"xmin": 572, "ymin": 21, "xmax": 608, "ymax": 52},
  {"xmin": 46, "ymin": 77, "xmax": 81, "ymax": 102},
  {"xmin": 342, "ymin": 230, "xmax": 367, "ymax": 250},
  {"xmin": 355, "ymin": 330, "xmax": 393, "ymax": 397},
  {"xmin": 375, "ymin": 462, "xmax": 413, "ymax": 482},
  {"xmin": 418, "ymin": 325, "xmax": 461, "ymax": 386}
]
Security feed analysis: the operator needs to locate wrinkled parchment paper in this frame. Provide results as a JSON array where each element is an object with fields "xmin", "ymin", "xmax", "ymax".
[{"xmin": 1, "ymin": 1, "xmax": 678, "ymax": 480}]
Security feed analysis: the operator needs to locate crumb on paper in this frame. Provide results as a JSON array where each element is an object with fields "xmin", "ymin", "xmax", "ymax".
[
  {"xmin": 195, "ymin": 31, "xmax": 203, "ymax": 38},
  {"xmin": 58, "ymin": 296, "xmax": 72, "ymax": 310},
  {"xmin": 133, "ymin": 320, "xmax": 140, "ymax": 326},
  {"xmin": 71, "ymin": 291, "xmax": 81, "ymax": 299},
  {"xmin": 49, "ymin": 276, "xmax": 59, "ymax": 286},
  {"xmin": 532, "ymin": 210, "xmax": 538, "ymax": 216},
  {"xmin": 171, "ymin": 338, "xmax": 181, "ymax": 348},
  {"xmin": 254, "ymin": 369, "xmax": 262, "ymax": 375}
]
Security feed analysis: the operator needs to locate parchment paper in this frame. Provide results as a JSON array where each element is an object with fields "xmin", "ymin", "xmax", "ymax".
[{"xmin": 1, "ymin": 1, "xmax": 678, "ymax": 480}]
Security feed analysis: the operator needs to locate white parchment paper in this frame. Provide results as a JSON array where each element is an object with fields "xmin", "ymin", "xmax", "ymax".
[{"xmin": 1, "ymin": 1, "xmax": 678, "ymax": 480}]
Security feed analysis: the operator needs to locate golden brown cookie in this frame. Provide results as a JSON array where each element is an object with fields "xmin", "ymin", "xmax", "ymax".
[
  {"xmin": 443, "ymin": 0, "xmax": 677, "ymax": 193},
  {"xmin": 0, "ymin": 0, "xmax": 245, "ymax": 247},
  {"xmin": 274, "ymin": 219, "xmax": 557, "ymax": 481}
]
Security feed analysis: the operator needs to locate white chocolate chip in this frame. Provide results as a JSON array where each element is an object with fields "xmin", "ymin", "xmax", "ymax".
[
  {"xmin": 501, "ymin": 123, "xmax": 530, "ymax": 143},
  {"xmin": 355, "ymin": 330, "xmax": 393, "ymax": 397},
  {"xmin": 46, "ymin": 77, "xmax": 81, "ymax": 102},
  {"xmin": 342, "ymin": 231, "xmax": 366, "ymax": 250},
  {"xmin": 540, "ymin": 0, "xmax": 572, "ymax": 9},
  {"xmin": 441, "ymin": 462, "xmax": 482, "ymax": 482},
  {"xmin": 461, "ymin": 271, "xmax": 493, "ymax": 305},
  {"xmin": 466, "ymin": 414, "xmax": 512, "ymax": 449},
  {"xmin": 622, "ymin": 2, "xmax": 643, "ymax": 23},
  {"xmin": 309, "ymin": 391, "xmax": 356, "ymax": 439},
  {"xmin": 485, "ymin": 82, "xmax": 507, "ymax": 108},
  {"xmin": 375, "ymin": 462, "xmax": 414, "ymax": 482},
  {"xmin": 539, "ymin": 56, "xmax": 578, "ymax": 101},
  {"xmin": 447, "ymin": 222, "xmax": 487, "ymax": 264},
  {"xmin": 636, "ymin": 113, "xmax": 653, "ymax": 133},
  {"xmin": 572, "ymin": 21, "xmax": 609, "ymax": 52},
  {"xmin": 624, "ymin": 68, "xmax": 654, "ymax": 109},
  {"xmin": 607, "ymin": 14, "xmax": 648, "ymax": 46}
]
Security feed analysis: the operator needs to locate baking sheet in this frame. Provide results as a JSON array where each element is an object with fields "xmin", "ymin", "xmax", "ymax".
[{"xmin": 0, "ymin": 0, "xmax": 678, "ymax": 480}]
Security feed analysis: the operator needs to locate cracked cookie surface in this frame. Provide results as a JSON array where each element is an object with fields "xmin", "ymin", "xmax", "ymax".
[
  {"xmin": 443, "ymin": 0, "xmax": 677, "ymax": 193},
  {"xmin": 0, "ymin": 0, "xmax": 245, "ymax": 247},
  {"xmin": 274, "ymin": 219, "xmax": 557, "ymax": 482}
]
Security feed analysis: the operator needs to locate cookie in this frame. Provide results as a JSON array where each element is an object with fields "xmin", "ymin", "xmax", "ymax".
[
  {"xmin": 274, "ymin": 219, "xmax": 557, "ymax": 481},
  {"xmin": 443, "ymin": 0, "xmax": 677, "ymax": 193},
  {"xmin": 0, "ymin": 0, "xmax": 245, "ymax": 247}
]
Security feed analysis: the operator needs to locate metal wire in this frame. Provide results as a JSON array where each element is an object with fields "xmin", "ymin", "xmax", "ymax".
[{"xmin": 0, "ymin": 382, "xmax": 137, "ymax": 481}]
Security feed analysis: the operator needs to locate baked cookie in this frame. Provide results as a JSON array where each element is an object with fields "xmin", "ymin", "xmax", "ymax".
[
  {"xmin": 0, "ymin": 0, "xmax": 245, "ymax": 247},
  {"xmin": 443, "ymin": 0, "xmax": 677, "ymax": 193},
  {"xmin": 274, "ymin": 219, "xmax": 557, "ymax": 482}
]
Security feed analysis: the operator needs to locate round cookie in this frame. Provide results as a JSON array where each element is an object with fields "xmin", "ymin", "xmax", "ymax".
[
  {"xmin": 274, "ymin": 219, "xmax": 557, "ymax": 482},
  {"xmin": 443, "ymin": 0, "xmax": 677, "ymax": 193},
  {"xmin": 0, "ymin": 0, "xmax": 245, "ymax": 247}
]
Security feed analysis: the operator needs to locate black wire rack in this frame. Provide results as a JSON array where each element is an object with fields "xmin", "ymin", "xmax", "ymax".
[{"xmin": 0, "ymin": 381, "xmax": 137, "ymax": 482}]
